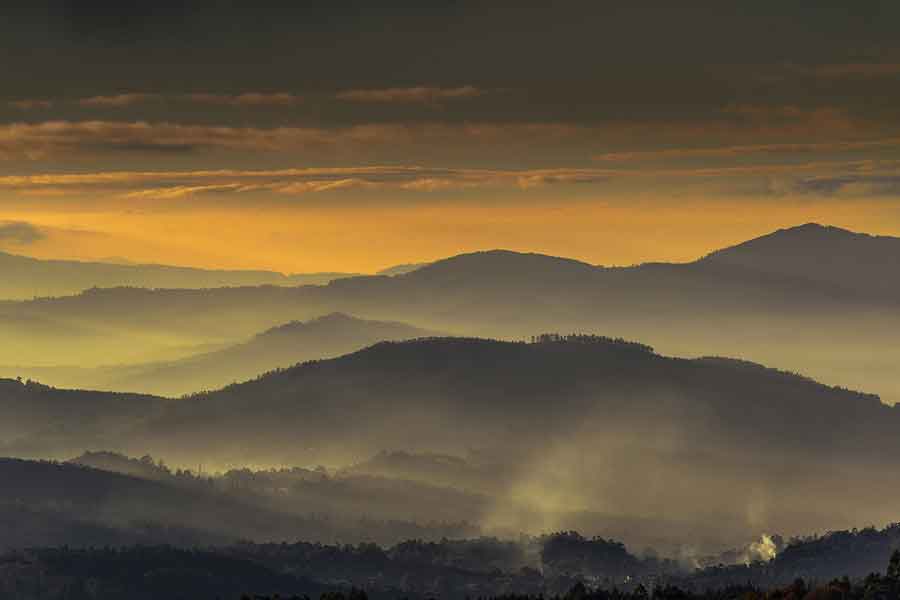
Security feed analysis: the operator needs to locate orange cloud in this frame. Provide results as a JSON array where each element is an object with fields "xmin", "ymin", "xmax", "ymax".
[
  {"xmin": 593, "ymin": 138, "xmax": 900, "ymax": 162},
  {"xmin": 6, "ymin": 161, "xmax": 897, "ymax": 204},
  {"xmin": 78, "ymin": 94, "xmax": 158, "ymax": 108},
  {"xmin": 8, "ymin": 99, "xmax": 53, "ymax": 110},
  {"xmin": 186, "ymin": 93, "xmax": 301, "ymax": 107},
  {"xmin": 337, "ymin": 85, "xmax": 483, "ymax": 104},
  {"xmin": 0, "ymin": 120, "xmax": 585, "ymax": 160}
]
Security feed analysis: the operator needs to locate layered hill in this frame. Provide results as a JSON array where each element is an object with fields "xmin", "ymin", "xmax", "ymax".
[
  {"xmin": 5, "ymin": 336, "xmax": 896, "ymax": 545},
  {"xmin": 700, "ymin": 223, "xmax": 900, "ymax": 300},
  {"xmin": 0, "ymin": 250, "xmax": 357, "ymax": 300},
  {"xmin": 0, "ymin": 378, "xmax": 166, "ymax": 452},
  {"xmin": 0, "ymin": 457, "xmax": 476, "ymax": 550},
  {"xmin": 0, "ymin": 223, "xmax": 897, "ymax": 398},
  {"xmin": 3, "ymin": 313, "xmax": 434, "ymax": 396}
]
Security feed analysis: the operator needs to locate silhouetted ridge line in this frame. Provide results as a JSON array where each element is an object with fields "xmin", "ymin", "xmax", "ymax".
[
  {"xmin": 404, "ymin": 249, "xmax": 600, "ymax": 279},
  {"xmin": 698, "ymin": 222, "xmax": 891, "ymax": 262}
]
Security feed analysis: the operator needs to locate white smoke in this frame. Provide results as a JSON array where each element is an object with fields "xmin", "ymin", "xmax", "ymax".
[{"xmin": 742, "ymin": 534, "xmax": 780, "ymax": 564}]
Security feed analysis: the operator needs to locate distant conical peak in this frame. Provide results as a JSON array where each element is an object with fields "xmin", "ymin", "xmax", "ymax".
[{"xmin": 775, "ymin": 223, "xmax": 856, "ymax": 236}]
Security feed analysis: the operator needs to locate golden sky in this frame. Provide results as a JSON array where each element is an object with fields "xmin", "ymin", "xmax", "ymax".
[{"xmin": 1, "ymin": 3, "xmax": 900, "ymax": 272}]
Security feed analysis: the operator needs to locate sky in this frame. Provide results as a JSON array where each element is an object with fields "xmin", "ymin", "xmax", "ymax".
[{"xmin": 2, "ymin": 1, "xmax": 900, "ymax": 272}]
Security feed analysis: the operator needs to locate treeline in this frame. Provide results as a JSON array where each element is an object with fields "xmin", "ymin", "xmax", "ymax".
[
  {"xmin": 0, "ymin": 457, "xmax": 479, "ymax": 551},
  {"xmin": 681, "ymin": 524, "xmax": 900, "ymax": 592},
  {"xmin": 1, "ymin": 546, "xmax": 897, "ymax": 600},
  {"xmin": 529, "ymin": 334, "xmax": 654, "ymax": 354}
]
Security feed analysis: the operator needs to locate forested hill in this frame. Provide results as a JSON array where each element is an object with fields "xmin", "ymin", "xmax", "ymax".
[
  {"xmin": 0, "ymin": 378, "xmax": 166, "ymax": 450},
  {"xmin": 3, "ymin": 224, "xmax": 899, "ymax": 403},
  {"xmin": 4, "ymin": 335, "xmax": 900, "ymax": 546},
  {"xmin": 138, "ymin": 334, "xmax": 892, "ymax": 461},
  {"xmin": 105, "ymin": 335, "xmax": 900, "ymax": 543}
]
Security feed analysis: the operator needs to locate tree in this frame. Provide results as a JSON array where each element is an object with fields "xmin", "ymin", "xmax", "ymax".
[{"xmin": 888, "ymin": 549, "xmax": 900, "ymax": 582}]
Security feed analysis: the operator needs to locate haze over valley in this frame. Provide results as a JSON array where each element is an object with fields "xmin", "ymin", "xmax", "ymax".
[{"xmin": 2, "ymin": 4, "xmax": 900, "ymax": 598}]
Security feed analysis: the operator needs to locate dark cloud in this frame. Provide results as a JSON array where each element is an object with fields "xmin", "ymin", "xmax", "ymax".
[
  {"xmin": 54, "ymin": 1, "xmax": 190, "ymax": 45},
  {"xmin": 0, "ymin": 2, "xmax": 898, "ymax": 154},
  {"xmin": 796, "ymin": 175, "xmax": 900, "ymax": 196},
  {"xmin": 0, "ymin": 221, "xmax": 45, "ymax": 245}
]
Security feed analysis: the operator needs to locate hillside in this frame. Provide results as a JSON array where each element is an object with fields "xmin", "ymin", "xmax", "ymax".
[
  {"xmin": 0, "ymin": 458, "xmax": 476, "ymax": 550},
  {"xmin": 0, "ymin": 250, "xmax": 357, "ymax": 300},
  {"xmin": 700, "ymin": 223, "xmax": 900, "ymax": 300},
  {"xmin": 0, "ymin": 378, "xmax": 166, "ymax": 452},
  {"xmin": 684, "ymin": 524, "xmax": 900, "ymax": 591},
  {"xmin": 2, "ymin": 224, "xmax": 897, "ymax": 401},
  {"xmin": 3, "ymin": 313, "xmax": 435, "ymax": 396},
  {"xmin": 16, "ymin": 335, "xmax": 887, "ymax": 547}
]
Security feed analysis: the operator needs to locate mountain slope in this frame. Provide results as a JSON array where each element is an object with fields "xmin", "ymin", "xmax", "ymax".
[
  {"xmin": 0, "ymin": 458, "xmax": 396, "ymax": 551},
  {"xmin": 0, "ymin": 249, "xmax": 357, "ymax": 300},
  {"xmin": 699, "ymin": 223, "xmax": 900, "ymax": 299},
  {"xmin": 3, "ymin": 313, "xmax": 435, "ymax": 396},
  {"xmin": 1, "ymin": 224, "xmax": 899, "ymax": 401},
  {"xmin": 131, "ymin": 336, "xmax": 897, "ymax": 459},
  {"xmin": 87, "ymin": 336, "xmax": 900, "ymax": 543},
  {"xmin": 0, "ymin": 378, "xmax": 167, "ymax": 452},
  {"xmin": 5, "ymin": 335, "xmax": 900, "ymax": 546}
]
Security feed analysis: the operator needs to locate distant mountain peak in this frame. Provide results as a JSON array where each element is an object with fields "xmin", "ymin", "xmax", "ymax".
[
  {"xmin": 697, "ymin": 222, "xmax": 900, "ymax": 298},
  {"xmin": 310, "ymin": 311, "xmax": 357, "ymax": 323},
  {"xmin": 703, "ymin": 223, "xmax": 898, "ymax": 257},
  {"xmin": 256, "ymin": 312, "xmax": 369, "ymax": 337},
  {"xmin": 771, "ymin": 222, "xmax": 863, "ymax": 238},
  {"xmin": 407, "ymin": 249, "xmax": 598, "ymax": 281}
]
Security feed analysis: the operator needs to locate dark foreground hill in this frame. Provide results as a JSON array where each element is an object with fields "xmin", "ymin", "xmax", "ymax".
[
  {"xmin": 0, "ymin": 458, "xmax": 476, "ymax": 550},
  {"xmin": 129, "ymin": 335, "xmax": 898, "ymax": 461},
  {"xmin": 5, "ymin": 335, "xmax": 895, "ymax": 547},
  {"xmin": 0, "ymin": 546, "xmax": 330, "ymax": 600},
  {"xmin": 1, "ymin": 527, "xmax": 898, "ymax": 600}
]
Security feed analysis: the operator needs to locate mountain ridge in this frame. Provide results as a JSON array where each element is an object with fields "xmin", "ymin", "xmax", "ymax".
[
  {"xmin": 1, "ymin": 223, "xmax": 898, "ymax": 402},
  {"xmin": 0, "ymin": 249, "xmax": 360, "ymax": 300},
  {"xmin": 4, "ymin": 334, "xmax": 900, "ymax": 546},
  {"xmin": 0, "ymin": 313, "xmax": 436, "ymax": 396}
]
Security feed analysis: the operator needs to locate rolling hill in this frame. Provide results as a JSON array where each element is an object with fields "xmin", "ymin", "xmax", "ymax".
[
  {"xmin": 2, "ymin": 313, "xmax": 435, "ymax": 396},
  {"xmin": 0, "ymin": 378, "xmax": 167, "ymax": 452},
  {"xmin": 0, "ymin": 457, "xmax": 476, "ymax": 550},
  {"xmin": 0, "ymin": 223, "xmax": 898, "ymax": 400},
  {"xmin": 6, "ymin": 335, "xmax": 896, "ymax": 547},
  {"xmin": 0, "ymin": 249, "xmax": 358, "ymax": 300},
  {"xmin": 700, "ymin": 222, "xmax": 900, "ymax": 300}
]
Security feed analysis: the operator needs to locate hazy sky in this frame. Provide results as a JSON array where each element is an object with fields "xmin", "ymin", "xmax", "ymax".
[{"xmin": 2, "ymin": 1, "xmax": 900, "ymax": 272}]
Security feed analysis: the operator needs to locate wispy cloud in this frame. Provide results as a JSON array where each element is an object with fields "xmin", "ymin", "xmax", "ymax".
[
  {"xmin": 4, "ymin": 160, "xmax": 892, "ymax": 202},
  {"xmin": 78, "ymin": 94, "xmax": 159, "ymax": 108},
  {"xmin": 186, "ymin": 93, "xmax": 301, "ymax": 107},
  {"xmin": 337, "ymin": 85, "xmax": 483, "ymax": 104},
  {"xmin": 795, "ymin": 174, "xmax": 900, "ymax": 196},
  {"xmin": 12, "ymin": 92, "xmax": 302, "ymax": 111},
  {"xmin": 0, "ymin": 165, "xmax": 612, "ymax": 199},
  {"xmin": 8, "ymin": 99, "xmax": 53, "ymax": 110},
  {"xmin": 0, "ymin": 221, "xmax": 45, "ymax": 245},
  {"xmin": 515, "ymin": 171, "xmax": 611, "ymax": 189},
  {"xmin": 593, "ymin": 138, "xmax": 900, "ymax": 162},
  {"xmin": 0, "ymin": 120, "xmax": 583, "ymax": 160}
]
